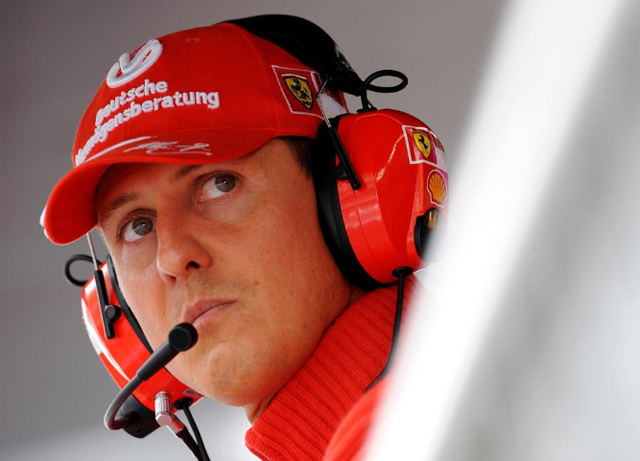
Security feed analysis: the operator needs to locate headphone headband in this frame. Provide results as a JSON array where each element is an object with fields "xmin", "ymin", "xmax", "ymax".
[{"xmin": 224, "ymin": 14, "xmax": 364, "ymax": 95}]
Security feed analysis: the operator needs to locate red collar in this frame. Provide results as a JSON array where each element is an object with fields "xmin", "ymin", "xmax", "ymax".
[{"xmin": 245, "ymin": 278, "xmax": 417, "ymax": 461}]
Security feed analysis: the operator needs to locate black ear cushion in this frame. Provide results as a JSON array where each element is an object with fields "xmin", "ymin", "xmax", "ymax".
[
  {"xmin": 106, "ymin": 255, "xmax": 153, "ymax": 353},
  {"xmin": 311, "ymin": 118, "xmax": 382, "ymax": 289}
]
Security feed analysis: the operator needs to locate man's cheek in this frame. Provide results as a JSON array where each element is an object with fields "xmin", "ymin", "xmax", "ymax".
[{"xmin": 121, "ymin": 285, "xmax": 168, "ymax": 349}]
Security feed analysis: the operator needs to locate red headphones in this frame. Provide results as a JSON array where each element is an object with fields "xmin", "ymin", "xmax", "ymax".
[
  {"xmin": 69, "ymin": 13, "xmax": 448, "ymax": 442},
  {"xmin": 313, "ymin": 105, "xmax": 447, "ymax": 288}
]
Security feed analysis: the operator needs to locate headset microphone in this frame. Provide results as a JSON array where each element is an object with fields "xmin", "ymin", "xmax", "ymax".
[
  {"xmin": 104, "ymin": 322, "xmax": 210, "ymax": 460},
  {"xmin": 104, "ymin": 322, "xmax": 198, "ymax": 430}
]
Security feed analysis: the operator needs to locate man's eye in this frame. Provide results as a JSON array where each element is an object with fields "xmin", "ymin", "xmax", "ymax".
[
  {"xmin": 122, "ymin": 216, "xmax": 155, "ymax": 242},
  {"xmin": 199, "ymin": 174, "xmax": 237, "ymax": 202}
]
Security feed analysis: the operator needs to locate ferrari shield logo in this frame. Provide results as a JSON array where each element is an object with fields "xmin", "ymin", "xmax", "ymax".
[
  {"xmin": 413, "ymin": 132, "xmax": 431, "ymax": 159},
  {"xmin": 284, "ymin": 76, "xmax": 313, "ymax": 109},
  {"xmin": 403, "ymin": 125, "xmax": 447, "ymax": 169}
]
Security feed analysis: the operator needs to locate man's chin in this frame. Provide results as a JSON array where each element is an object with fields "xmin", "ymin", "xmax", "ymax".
[
  {"xmin": 196, "ymin": 367, "xmax": 283, "ymax": 413},
  {"xmin": 170, "ymin": 349, "xmax": 253, "ymax": 405}
]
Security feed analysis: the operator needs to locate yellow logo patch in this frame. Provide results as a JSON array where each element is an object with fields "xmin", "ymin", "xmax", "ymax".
[
  {"xmin": 284, "ymin": 76, "xmax": 313, "ymax": 109},
  {"xmin": 427, "ymin": 170, "xmax": 447, "ymax": 206},
  {"xmin": 413, "ymin": 132, "xmax": 431, "ymax": 159}
]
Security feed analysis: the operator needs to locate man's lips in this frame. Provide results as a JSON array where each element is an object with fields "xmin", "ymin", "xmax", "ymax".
[{"xmin": 182, "ymin": 299, "xmax": 237, "ymax": 326}]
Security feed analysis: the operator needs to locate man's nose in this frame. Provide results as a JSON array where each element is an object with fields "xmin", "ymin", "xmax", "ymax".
[{"xmin": 155, "ymin": 213, "xmax": 213, "ymax": 284}]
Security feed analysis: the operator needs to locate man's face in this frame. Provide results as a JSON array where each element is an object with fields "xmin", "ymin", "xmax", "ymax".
[{"xmin": 96, "ymin": 139, "xmax": 358, "ymax": 419}]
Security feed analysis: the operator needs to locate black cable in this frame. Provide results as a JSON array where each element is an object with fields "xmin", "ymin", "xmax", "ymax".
[
  {"xmin": 175, "ymin": 427, "xmax": 204, "ymax": 460},
  {"xmin": 359, "ymin": 70, "xmax": 409, "ymax": 112},
  {"xmin": 64, "ymin": 254, "xmax": 98, "ymax": 286},
  {"xmin": 367, "ymin": 266, "xmax": 413, "ymax": 391},
  {"xmin": 175, "ymin": 400, "xmax": 211, "ymax": 461},
  {"xmin": 104, "ymin": 376, "xmax": 143, "ymax": 430}
]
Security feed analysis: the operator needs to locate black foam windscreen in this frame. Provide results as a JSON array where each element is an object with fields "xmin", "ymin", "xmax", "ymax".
[{"xmin": 168, "ymin": 323, "xmax": 198, "ymax": 352}]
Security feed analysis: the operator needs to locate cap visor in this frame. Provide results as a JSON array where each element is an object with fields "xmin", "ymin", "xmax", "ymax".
[{"xmin": 44, "ymin": 129, "xmax": 282, "ymax": 244}]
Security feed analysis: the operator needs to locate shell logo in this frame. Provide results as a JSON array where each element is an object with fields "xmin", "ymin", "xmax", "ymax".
[{"xmin": 427, "ymin": 170, "xmax": 447, "ymax": 206}]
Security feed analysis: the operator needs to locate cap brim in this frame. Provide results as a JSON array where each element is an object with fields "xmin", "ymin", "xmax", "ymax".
[{"xmin": 44, "ymin": 128, "xmax": 287, "ymax": 244}]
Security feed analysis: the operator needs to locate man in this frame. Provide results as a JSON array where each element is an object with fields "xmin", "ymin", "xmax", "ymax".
[{"xmin": 42, "ymin": 16, "xmax": 439, "ymax": 461}]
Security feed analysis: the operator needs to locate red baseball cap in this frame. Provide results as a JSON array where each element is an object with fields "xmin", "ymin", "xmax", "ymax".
[{"xmin": 42, "ymin": 22, "xmax": 347, "ymax": 244}]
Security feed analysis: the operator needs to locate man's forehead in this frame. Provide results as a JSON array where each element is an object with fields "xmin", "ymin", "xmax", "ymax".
[
  {"xmin": 97, "ymin": 155, "xmax": 249, "ymax": 197},
  {"xmin": 95, "ymin": 162, "xmax": 224, "ymax": 222},
  {"xmin": 97, "ymin": 162, "xmax": 200, "ymax": 199},
  {"xmin": 94, "ymin": 138, "xmax": 294, "ymax": 221}
]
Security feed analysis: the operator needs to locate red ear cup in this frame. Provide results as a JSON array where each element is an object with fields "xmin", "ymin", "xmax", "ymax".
[
  {"xmin": 313, "ymin": 109, "xmax": 448, "ymax": 287},
  {"xmin": 81, "ymin": 258, "xmax": 202, "ymax": 437}
]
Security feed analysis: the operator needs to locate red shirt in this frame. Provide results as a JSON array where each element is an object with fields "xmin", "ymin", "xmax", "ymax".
[{"xmin": 245, "ymin": 278, "xmax": 417, "ymax": 461}]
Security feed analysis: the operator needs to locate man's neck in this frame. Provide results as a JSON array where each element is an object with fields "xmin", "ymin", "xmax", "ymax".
[{"xmin": 244, "ymin": 283, "xmax": 369, "ymax": 423}]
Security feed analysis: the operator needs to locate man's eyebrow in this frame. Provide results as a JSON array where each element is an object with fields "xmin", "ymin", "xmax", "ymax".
[
  {"xmin": 173, "ymin": 164, "xmax": 203, "ymax": 182},
  {"xmin": 99, "ymin": 165, "xmax": 204, "ymax": 223},
  {"xmin": 99, "ymin": 193, "xmax": 140, "ymax": 223}
]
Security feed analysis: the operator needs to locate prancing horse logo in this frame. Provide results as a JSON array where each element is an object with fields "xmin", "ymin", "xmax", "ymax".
[
  {"xmin": 413, "ymin": 131, "xmax": 431, "ymax": 159},
  {"xmin": 284, "ymin": 76, "xmax": 313, "ymax": 109}
]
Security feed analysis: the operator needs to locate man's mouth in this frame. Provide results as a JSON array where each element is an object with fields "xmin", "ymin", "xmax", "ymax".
[{"xmin": 182, "ymin": 299, "xmax": 237, "ymax": 327}]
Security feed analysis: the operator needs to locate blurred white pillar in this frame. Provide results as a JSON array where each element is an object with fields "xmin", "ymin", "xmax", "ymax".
[{"xmin": 365, "ymin": 0, "xmax": 628, "ymax": 460}]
